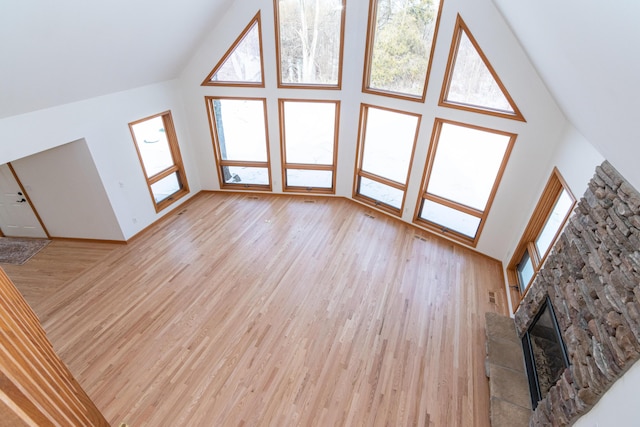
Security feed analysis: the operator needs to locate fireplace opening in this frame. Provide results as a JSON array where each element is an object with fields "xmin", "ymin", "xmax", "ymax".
[{"xmin": 522, "ymin": 297, "xmax": 570, "ymax": 409}]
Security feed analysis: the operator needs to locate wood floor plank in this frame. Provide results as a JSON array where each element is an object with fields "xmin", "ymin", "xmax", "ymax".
[{"xmin": 5, "ymin": 192, "xmax": 508, "ymax": 426}]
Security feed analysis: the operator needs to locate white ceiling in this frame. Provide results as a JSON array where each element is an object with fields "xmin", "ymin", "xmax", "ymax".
[
  {"xmin": 0, "ymin": 0, "xmax": 232, "ymax": 119},
  {"xmin": 491, "ymin": 0, "xmax": 640, "ymax": 190}
]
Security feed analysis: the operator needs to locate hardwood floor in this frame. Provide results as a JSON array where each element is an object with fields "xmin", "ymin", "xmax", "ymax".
[{"xmin": 4, "ymin": 192, "xmax": 508, "ymax": 426}]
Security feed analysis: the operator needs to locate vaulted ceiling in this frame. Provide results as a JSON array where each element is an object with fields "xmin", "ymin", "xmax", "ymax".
[
  {"xmin": 0, "ymin": 0, "xmax": 234, "ymax": 119},
  {"xmin": 3, "ymin": 1, "xmax": 639, "ymax": 192}
]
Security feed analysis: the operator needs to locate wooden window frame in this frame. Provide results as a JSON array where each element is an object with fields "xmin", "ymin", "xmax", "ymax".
[
  {"xmin": 201, "ymin": 11, "xmax": 265, "ymax": 88},
  {"xmin": 273, "ymin": 0, "xmax": 346, "ymax": 90},
  {"xmin": 353, "ymin": 103, "xmax": 421, "ymax": 216},
  {"xmin": 129, "ymin": 111, "xmax": 190, "ymax": 213},
  {"xmin": 205, "ymin": 96, "xmax": 273, "ymax": 192},
  {"xmin": 278, "ymin": 98, "xmax": 340, "ymax": 194},
  {"xmin": 507, "ymin": 168, "xmax": 576, "ymax": 311},
  {"xmin": 361, "ymin": 0, "xmax": 444, "ymax": 102},
  {"xmin": 438, "ymin": 14, "xmax": 525, "ymax": 121},
  {"xmin": 413, "ymin": 118, "xmax": 516, "ymax": 247}
]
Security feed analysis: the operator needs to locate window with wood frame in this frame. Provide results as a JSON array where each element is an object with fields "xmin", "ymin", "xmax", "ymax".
[
  {"xmin": 354, "ymin": 104, "xmax": 420, "ymax": 215},
  {"xmin": 279, "ymin": 99, "xmax": 339, "ymax": 193},
  {"xmin": 439, "ymin": 15, "xmax": 524, "ymax": 121},
  {"xmin": 507, "ymin": 169, "xmax": 576, "ymax": 309},
  {"xmin": 206, "ymin": 97, "xmax": 272, "ymax": 190},
  {"xmin": 129, "ymin": 111, "xmax": 189, "ymax": 212},
  {"xmin": 202, "ymin": 11, "xmax": 265, "ymax": 87},
  {"xmin": 362, "ymin": 0, "xmax": 443, "ymax": 101},
  {"xmin": 414, "ymin": 119, "xmax": 515, "ymax": 246},
  {"xmin": 274, "ymin": 0, "xmax": 346, "ymax": 88}
]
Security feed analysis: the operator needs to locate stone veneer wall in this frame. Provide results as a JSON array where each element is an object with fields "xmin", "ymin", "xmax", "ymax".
[{"xmin": 514, "ymin": 161, "xmax": 640, "ymax": 426}]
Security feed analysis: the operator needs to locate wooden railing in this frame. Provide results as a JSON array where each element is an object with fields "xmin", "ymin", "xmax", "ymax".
[{"xmin": 0, "ymin": 267, "xmax": 109, "ymax": 426}]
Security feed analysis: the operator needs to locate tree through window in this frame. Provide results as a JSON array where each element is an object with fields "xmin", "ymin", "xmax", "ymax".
[
  {"xmin": 363, "ymin": 0, "xmax": 443, "ymax": 100},
  {"xmin": 274, "ymin": 0, "xmax": 346, "ymax": 88}
]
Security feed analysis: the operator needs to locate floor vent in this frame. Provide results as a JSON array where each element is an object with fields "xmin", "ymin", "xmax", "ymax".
[
  {"xmin": 303, "ymin": 199, "xmax": 316, "ymax": 204},
  {"xmin": 364, "ymin": 213, "xmax": 375, "ymax": 219},
  {"xmin": 177, "ymin": 209, "xmax": 187, "ymax": 216},
  {"xmin": 414, "ymin": 235, "xmax": 428, "ymax": 242},
  {"xmin": 488, "ymin": 291, "xmax": 496, "ymax": 304},
  {"xmin": 246, "ymin": 196, "xmax": 259, "ymax": 200}
]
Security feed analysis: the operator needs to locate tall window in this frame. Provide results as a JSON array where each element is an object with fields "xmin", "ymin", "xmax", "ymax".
[
  {"xmin": 354, "ymin": 104, "xmax": 420, "ymax": 215},
  {"xmin": 279, "ymin": 99, "xmax": 339, "ymax": 193},
  {"xmin": 508, "ymin": 169, "xmax": 576, "ymax": 308},
  {"xmin": 363, "ymin": 0, "xmax": 443, "ymax": 101},
  {"xmin": 274, "ymin": 0, "xmax": 346, "ymax": 88},
  {"xmin": 206, "ymin": 97, "xmax": 272, "ymax": 190},
  {"xmin": 415, "ymin": 119, "xmax": 515, "ymax": 246},
  {"xmin": 129, "ymin": 111, "xmax": 189, "ymax": 212}
]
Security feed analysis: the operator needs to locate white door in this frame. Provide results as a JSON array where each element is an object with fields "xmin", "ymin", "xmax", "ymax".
[{"xmin": 0, "ymin": 164, "xmax": 47, "ymax": 238}]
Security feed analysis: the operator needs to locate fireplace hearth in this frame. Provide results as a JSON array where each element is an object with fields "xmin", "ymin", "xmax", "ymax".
[{"xmin": 521, "ymin": 297, "xmax": 569, "ymax": 409}]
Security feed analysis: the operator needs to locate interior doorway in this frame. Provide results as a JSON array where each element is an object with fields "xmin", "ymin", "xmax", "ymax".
[{"xmin": 0, "ymin": 163, "xmax": 48, "ymax": 238}]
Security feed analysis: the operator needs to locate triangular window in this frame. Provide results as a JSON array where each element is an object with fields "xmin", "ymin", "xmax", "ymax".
[
  {"xmin": 202, "ymin": 12, "xmax": 264, "ymax": 87},
  {"xmin": 440, "ymin": 15, "xmax": 524, "ymax": 121}
]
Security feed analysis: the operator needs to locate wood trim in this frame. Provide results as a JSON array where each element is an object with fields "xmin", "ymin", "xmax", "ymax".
[
  {"xmin": 6, "ymin": 163, "xmax": 50, "ymax": 238},
  {"xmin": 422, "ymin": 192, "xmax": 483, "ymax": 218},
  {"xmin": 49, "ymin": 237, "xmax": 127, "ymax": 245},
  {"xmin": 0, "ymin": 268, "xmax": 109, "ymax": 426},
  {"xmin": 273, "ymin": 0, "xmax": 346, "ymax": 90},
  {"xmin": 438, "ymin": 14, "xmax": 526, "ymax": 122},
  {"xmin": 201, "ymin": 11, "xmax": 265, "ymax": 88},
  {"xmin": 412, "ymin": 118, "xmax": 517, "ymax": 248},
  {"xmin": 352, "ymin": 103, "xmax": 421, "ymax": 216},
  {"xmin": 284, "ymin": 163, "xmax": 334, "ymax": 171},
  {"xmin": 361, "ymin": 0, "xmax": 445, "ymax": 103},
  {"xmin": 205, "ymin": 96, "xmax": 273, "ymax": 192},
  {"xmin": 128, "ymin": 111, "xmax": 190, "ymax": 213},
  {"xmin": 507, "ymin": 168, "xmax": 576, "ymax": 311},
  {"xmin": 358, "ymin": 170, "xmax": 405, "ymax": 191},
  {"xmin": 278, "ymin": 99, "xmax": 340, "ymax": 194}
]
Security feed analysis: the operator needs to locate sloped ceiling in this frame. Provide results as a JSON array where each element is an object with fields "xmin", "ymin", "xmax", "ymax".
[
  {"xmin": 0, "ymin": 0, "xmax": 233, "ymax": 119},
  {"xmin": 491, "ymin": 0, "xmax": 640, "ymax": 190}
]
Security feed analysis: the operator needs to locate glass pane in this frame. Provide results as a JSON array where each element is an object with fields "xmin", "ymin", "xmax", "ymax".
[
  {"xmin": 359, "ymin": 176, "xmax": 404, "ymax": 209},
  {"xmin": 131, "ymin": 116, "xmax": 175, "ymax": 177},
  {"xmin": 211, "ymin": 21, "xmax": 262, "ymax": 83},
  {"xmin": 222, "ymin": 166, "xmax": 269, "ymax": 185},
  {"xmin": 286, "ymin": 169, "xmax": 333, "ymax": 188},
  {"xmin": 277, "ymin": 0, "xmax": 344, "ymax": 86},
  {"xmin": 426, "ymin": 122, "xmax": 511, "ymax": 211},
  {"xmin": 368, "ymin": 0, "xmax": 441, "ymax": 96},
  {"xmin": 212, "ymin": 99, "xmax": 268, "ymax": 162},
  {"xmin": 446, "ymin": 31, "xmax": 513, "ymax": 112},
  {"xmin": 517, "ymin": 250, "xmax": 534, "ymax": 292},
  {"xmin": 150, "ymin": 172, "xmax": 181, "ymax": 203},
  {"xmin": 536, "ymin": 189, "xmax": 573, "ymax": 258},
  {"xmin": 283, "ymin": 101, "xmax": 336, "ymax": 165},
  {"xmin": 361, "ymin": 107, "xmax": 419, "ymax": 184},
  {"xmin": 530, "ymin": 303, "xmax": 567, "ymax": 399},
  {"xmin": 419, "ymin": 199, "xmax": 481, "ymax": 238}
]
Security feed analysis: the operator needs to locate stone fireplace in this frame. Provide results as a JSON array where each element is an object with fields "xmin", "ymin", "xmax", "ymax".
[{"xmin": 513, "ymin": 161, "xmax": 640, "ymax": 425}]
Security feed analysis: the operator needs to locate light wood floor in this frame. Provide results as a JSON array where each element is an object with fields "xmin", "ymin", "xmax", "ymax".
[{"xmin": 4, "ymin": 192, "xmax": 508, "ymax": 426}]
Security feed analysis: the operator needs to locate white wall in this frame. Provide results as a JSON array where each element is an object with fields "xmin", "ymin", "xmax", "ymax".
[
  {"xmin": 0, "ymin": 80, "xmax": 200, "ymax": 240},
  {"xmin": 11, "ymin": 139, "xmax": 123, "ymax": 240},
  {"xmin": 178, "ymin": 0, "xmax": 571, "ymax": 260},
  {"xmin": 573, "ymin": 359, "xmax": 640, "ymax": 427}
]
